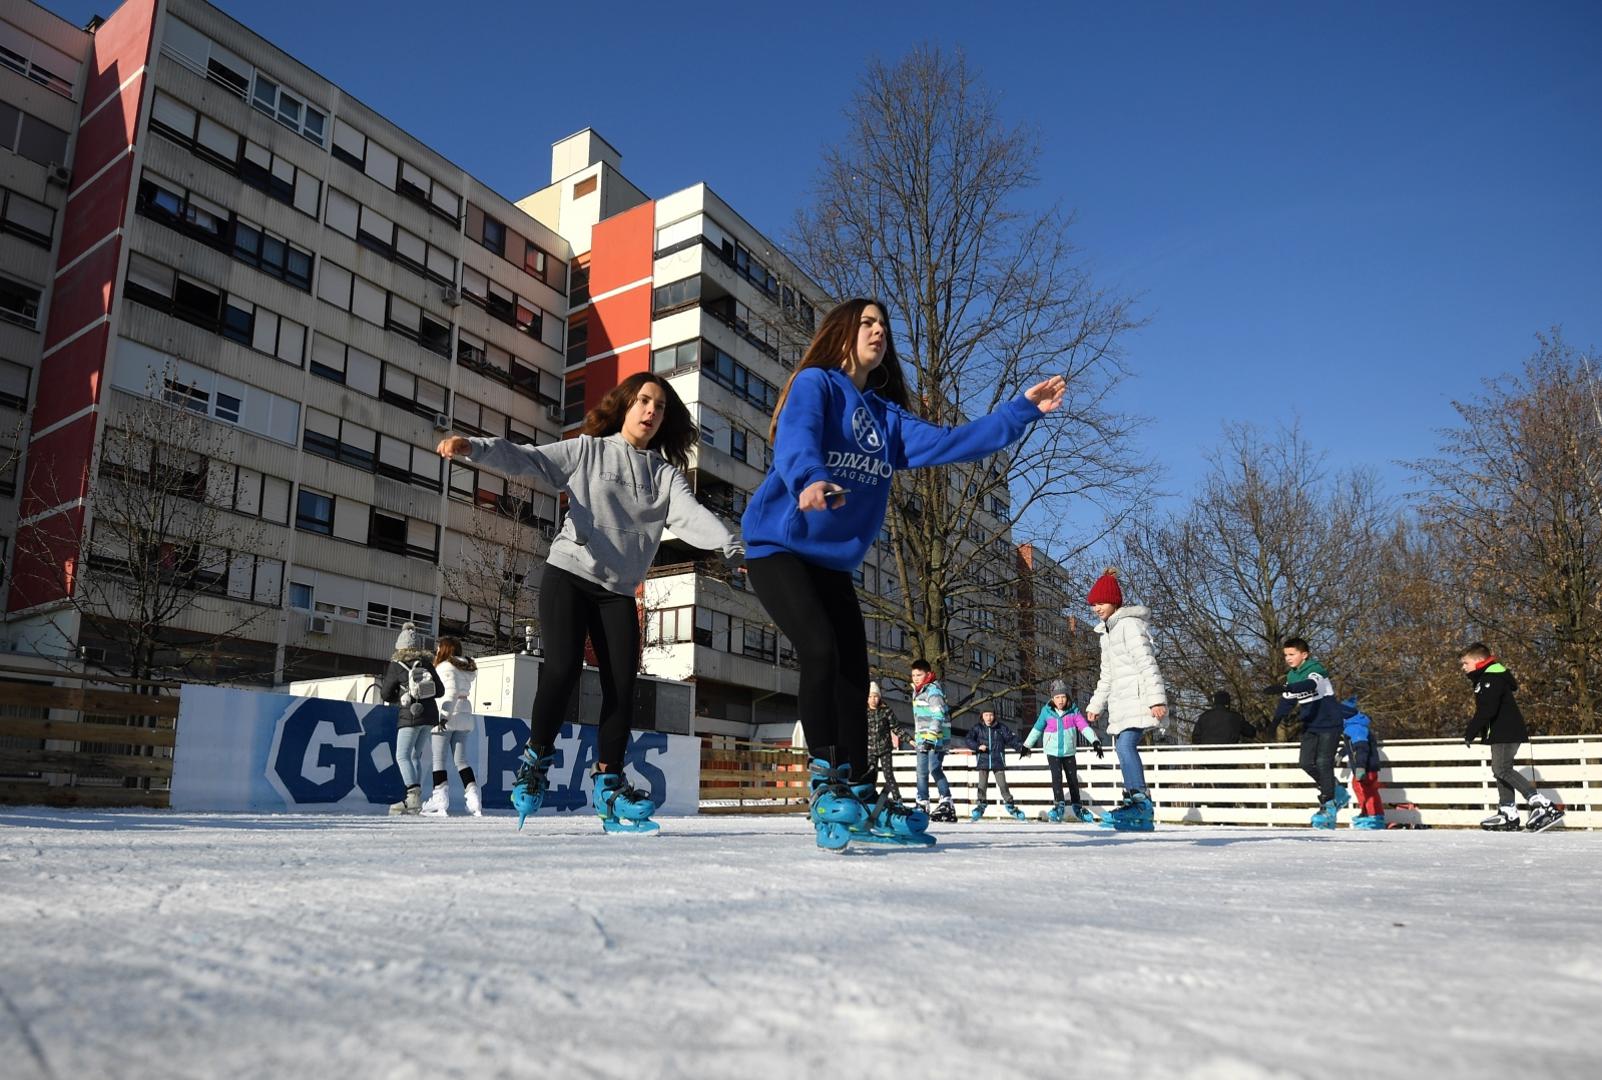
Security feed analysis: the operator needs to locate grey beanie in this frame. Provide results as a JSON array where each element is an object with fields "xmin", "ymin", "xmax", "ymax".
[
  {"xmin": 1049, "ymin": 679, "xmax": 1069, "ymax": 697},
  {"xmin": 394, "ymin": 622, "xmax": 428, "ymax": 653}
]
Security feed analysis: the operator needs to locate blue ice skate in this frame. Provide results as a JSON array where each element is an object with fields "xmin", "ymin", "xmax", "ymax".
[
  {"xmin": 1310, "ymin": 798, "xmax": 1339, "ymax": 830},
  {"xmin": 509, "ymin": 745, "xmax": 556, "ymax": 830},
  {"xmin": 1004, "ymin": 803, "xmax": 1027, "ymax": 822},
  {"xmin": 1071, "ymin": 803, "xmax": 1099, "ymax": 824},
  {"xmin": 1351, "ymin": 814, "xmax": 1386, "ymax": 830},
  {"xmin": 969, "ymin": 800, "xmax": 988, "ymax": 822},
  {"xmin": 1331, "ymin": 786, "xmax": 1351, "ymax": 813},
  {"xmin": 1041, "ymin": 802, "xmax": 1066, "ymax": 823},
  {"xmin": 592, "ymin": 770, "xmax": 660, "ymax": 834},
  {"xmin": 1098, "ymin": 789, "xmax": 1154, "ymax": 832},
  {"xmin": 847, "ymin": 783, "xmax": 935, "ymax": 847},
  {"xmin": 808, "ymin": 759, "xmax": 868, "ymax": 852}
]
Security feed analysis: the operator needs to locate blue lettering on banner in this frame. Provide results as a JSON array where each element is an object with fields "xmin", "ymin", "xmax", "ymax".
[
  {"xmin": 356, "ymin": 707, "xmax": 404, "ymax": 804},
  {"xmin": 483, "ymin": 714, "xmax": 531, "ymax": 810},
  {"xmin": 271, "ymin": 699, "xmax": 360, "ymax": 803}
]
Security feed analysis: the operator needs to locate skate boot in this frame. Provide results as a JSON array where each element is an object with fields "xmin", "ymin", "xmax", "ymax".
[
  {"xmin": 1310, "ymin": 798, "xmax": 1338, "ymax": 830},
  {"xmin": 510, "ymin": 744, "xmax": 555, "ymax": 830},
  {"xmin": 388, "ymin": 785, "xmax": 421, "ymax": 816},
  {"xmin": 930, "ymin": 798, "xmax": 958, "ymax": 823},
  {"xmin": 1099, "ymin": 789, "xmax": 1154, "ymax": 831},
  {"xmin": 1480, "ymin": 806, "xmax": 1521, "ymax": 832},
  {"xmin": 1071, "ymin": 803, "xmax": 1099, "ymax": 824},
  {"xmin": 463, "ymin": 782, "xmax": 483, "ymax": 818},
  {"xmin": 592, "ymin": 769, "xmax": 660, "ymax": 834},
  {"xmin": 1351, "ymin": 814, "xmax": 1386, "ymax": 830},
  {"xmin": 1331, "ymin": 786, "xmax": 1352, "ymax": 813},
  {"xmin": 969, "ymin": 800, "xmax": 988, "ymax": 822},
  {"xmin": 809, "ymin": 758, "xmax": 868, "ymax": 852},
  {"xmin": 420, "ymin": 785, "xmax": 449, "ymax": 817},
  {"xmin": 848, "ymin": 782, "xmax": 936, "ymax": 847},
  {"xmin": 1004, "ymin": 803, "xmax": 1027, "ymax": 822},
  {"xmin": 1525, "ymin": 795, "xmax": 1565, "ymax": 833},
  {"xmin": 1041, "ymin": 802, "xmax": 1066, "ymax": 823}
]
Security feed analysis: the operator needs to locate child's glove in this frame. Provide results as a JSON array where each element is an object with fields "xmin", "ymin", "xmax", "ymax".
[
  {"xmin": 1260, "ymin": 683, "xmax": 1284, "ymax": 696},
  {"xmin": 1017, "ymin": 745, "xmax": 1033, "ymax": 757},
  {"xmin": 1093, "ymin": 741, "xmax": 1105, "ymax": 759}
]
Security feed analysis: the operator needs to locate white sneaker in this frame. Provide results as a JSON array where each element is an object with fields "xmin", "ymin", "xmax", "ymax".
[
  {"xmin": 420, "ymin": 785, "xmax": 449, "ymax": 816},
  {"xmin": 464, "ymin": 782, "xmax": 483, "ymax": 818}
]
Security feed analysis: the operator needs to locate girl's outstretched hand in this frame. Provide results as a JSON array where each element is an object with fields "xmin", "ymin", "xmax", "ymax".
[
  {"xmin": 1025, "ymin": 376, "xmax": 1067, "ymax": 414},
  {"xmin": 798, "ymin": 480, "xmax": 848, "ymax": 511},
  {"xmin": 436, "ymin": 436, "xmax": 470, "ymax": 459}
]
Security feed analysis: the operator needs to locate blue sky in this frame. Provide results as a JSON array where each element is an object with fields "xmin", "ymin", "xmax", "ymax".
[{"xmin": 46, "ymin": 0, "xmax": 1602, "ymax": 504}]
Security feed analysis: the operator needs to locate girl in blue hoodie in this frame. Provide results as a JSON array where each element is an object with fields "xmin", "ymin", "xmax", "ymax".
[{"xmin": 742, "ymin": 298, "xmax": 1065, "ymax": 850}]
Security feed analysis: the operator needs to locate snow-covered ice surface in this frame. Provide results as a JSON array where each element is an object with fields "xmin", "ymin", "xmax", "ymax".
[{"xmin": 2, "ymin": 811, "xmax": 1600, "ymax": 1080}]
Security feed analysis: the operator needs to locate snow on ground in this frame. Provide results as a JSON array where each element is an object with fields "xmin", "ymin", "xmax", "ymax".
[{"xmin": 2, "ymin": 811, "xmax": 1600, "ymax": 1080}]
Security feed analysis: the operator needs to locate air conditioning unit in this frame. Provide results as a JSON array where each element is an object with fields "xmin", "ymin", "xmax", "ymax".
[
  {"xmin": 545, "ymin": 403, "xmax": 564, "ymax": 423},
  {"xmin": 432, "ymin": 411, "xmax": 451, "ymax": 431},
  {"xmin": 47, "ymin": 162, "xmax": 71, "ymax": 186},
  {"xmin": 539, "ymin": 523, "xmax": 557, "ymax": 541},
  {"xmin": 307, "ymin": 614, "xmax": 332, "ymax": 635},
  {"xmin": 441, "ymin": 285, "xmax": 461, "ymax": 307}
]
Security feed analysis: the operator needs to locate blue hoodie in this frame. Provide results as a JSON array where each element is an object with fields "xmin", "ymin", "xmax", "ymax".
[
  {"xmin": 1340, "ymin": 696, "xmax": 1382, "ymax": 774},
  {"xmin": 741, "ymin": 367, "xmax": 1042, "ymax": 570}
]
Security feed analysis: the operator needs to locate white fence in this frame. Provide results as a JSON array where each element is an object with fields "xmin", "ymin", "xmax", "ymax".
[{"xmin": 888, "ymin": 736, "xmax": 1602, "ymax": 828}]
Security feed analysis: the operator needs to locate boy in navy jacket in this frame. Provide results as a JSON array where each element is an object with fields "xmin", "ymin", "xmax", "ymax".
[{"xmin": 962, "ymin": 710, "xmax": 1029, "ymax": 820}]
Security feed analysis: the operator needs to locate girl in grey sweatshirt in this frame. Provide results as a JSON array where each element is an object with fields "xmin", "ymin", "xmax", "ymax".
[{"xmin": 438, "ymin": 372, "xmax": 740, "ymax": 830}]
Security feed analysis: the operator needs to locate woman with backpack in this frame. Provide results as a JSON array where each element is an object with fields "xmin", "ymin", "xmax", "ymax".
[
  {"xmin": 420, "ymin": 637, "xmax": 481, "ymax": 818},
  {"xmin": 378, "ymin": 622, "xmax": 443, "ymax": 816}
]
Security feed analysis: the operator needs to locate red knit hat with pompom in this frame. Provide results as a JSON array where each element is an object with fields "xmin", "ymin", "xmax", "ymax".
[{"xmin": 1087, "ymin": 568, "xmax": 1123, "ymax": 606}]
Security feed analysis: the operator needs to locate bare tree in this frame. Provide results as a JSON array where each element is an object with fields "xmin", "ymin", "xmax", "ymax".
[
  {"xmin": 1412, "ymin": 332, "xmax": 1602, "ymax": 733},
  {"xmin": 437, "ymin": 477, "xmax": 545, "ymax": 652},
  {"xmin": 17, "ymin": 386, "xmax": 274, "ymax": 685},
  {"xmin": 791, "ymin": 45, "xmax": 1149, "ymax": 717},
  {"xmin": 1120, "ymin": 424, "xmax": 1390, "ymax": 734}
]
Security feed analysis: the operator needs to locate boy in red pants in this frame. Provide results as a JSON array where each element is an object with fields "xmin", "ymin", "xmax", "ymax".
[{"xmin": 1339, "ymin": 696, "xmax": 1385, "ymax": 829}]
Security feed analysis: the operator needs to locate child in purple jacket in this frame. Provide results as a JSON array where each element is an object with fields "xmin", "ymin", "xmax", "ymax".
[{"xmin": 1024, "ymin": 680, "xmax": 1103, "ymax": 822}]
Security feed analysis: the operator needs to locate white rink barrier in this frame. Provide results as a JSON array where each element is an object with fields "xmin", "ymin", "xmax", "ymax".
[{"xmin": 889, "ymin": 736, "xmax": 1601, "ymax": 828}]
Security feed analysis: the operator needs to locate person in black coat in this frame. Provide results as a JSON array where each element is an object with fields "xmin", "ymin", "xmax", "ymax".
[
  {"xmin": 1190, "ymin": 690, "xmax": 1256, "ymax": 744},
  {"xmin": 1460, "ymin": 643, "xmax": 1561, "ymax": 830},
  {"xmin": 378, "ymin": 622, "xmax": 443, "ymax": 815}
]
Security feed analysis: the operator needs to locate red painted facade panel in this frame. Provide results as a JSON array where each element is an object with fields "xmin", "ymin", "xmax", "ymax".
[
  {"xmin": 42, "ymin": 242, "xmax": 119, "ymax": 348},
  {"xmin": 80, "ymin": 0, "xmax": 157, "ymax": 111},
  {"xmin": 73, "ymin": 78, "xmax": 143, "ymax": 182},
  {"xmin": 588, "ymin": 202, "xmax": 655, "ymax": 295},
  {"xmin": 31, "ymin": 324, "xmax": 111, "ymax": 431},
  {"xmin": 17, "ymin": 413, "xmax": 99, "ymax": 522},
  {"xmin": 56, "ymin": 155, "xmax": 134, "ymax": 268},
  {"xmin": 5, "ymin": 506, "xmax": 86, "ymax": 611}
]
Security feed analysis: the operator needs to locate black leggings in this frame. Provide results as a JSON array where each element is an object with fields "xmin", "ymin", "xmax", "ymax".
[
  {"xmin": 530, "ymin": 565, "xmax": 639, "ymax": 772},
  {"xmin": 746, "ymin": 553, "xmax": 870, "ymax": 779},
  {"xmin": 1048, "ymin": 755, "xmax": 1082, "ymax": 805}
]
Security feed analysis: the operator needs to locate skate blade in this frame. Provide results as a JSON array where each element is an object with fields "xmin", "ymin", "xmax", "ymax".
[
  {"xmin": 847, "ymin": 828, "xmax": 937, "ymax": 847},
  {"xmin": 1527, "ymin": 814, "xmax": 1565, "ymax": 833},
  {"xmin": 510, "ymin": 784, "xmax": 542, "ymax": 831},
  {"xmin": 600, "ymin": 818, "xmax": 661, "ymax": 834}
]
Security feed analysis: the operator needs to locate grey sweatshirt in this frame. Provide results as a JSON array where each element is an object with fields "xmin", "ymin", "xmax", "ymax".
[{"xmin": 466, "ymin": 435, "xmax": 742, "ymax": 595}]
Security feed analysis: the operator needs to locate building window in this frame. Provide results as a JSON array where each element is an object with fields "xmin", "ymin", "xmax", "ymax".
[
  {"xmin": 1, "ymin": 186, "xmax": 55, "ymax": 246},
  {"xmin": 296, "ymin": 489, "xmax": 334, "ymax": 535}
]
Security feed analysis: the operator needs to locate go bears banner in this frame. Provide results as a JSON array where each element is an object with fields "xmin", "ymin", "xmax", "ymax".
[{"xmin": 170, "ymin": 686, "xmax": 701, "ymax": 815}]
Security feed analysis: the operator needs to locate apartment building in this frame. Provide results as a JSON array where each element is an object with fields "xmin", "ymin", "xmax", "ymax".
[
  {"xmin": 1, "ymin": 1, "xmax": 83, "ymax": 605},
  {"xmin": 1, "ymin": 0, "xmax": 569, "ymax": 681}
]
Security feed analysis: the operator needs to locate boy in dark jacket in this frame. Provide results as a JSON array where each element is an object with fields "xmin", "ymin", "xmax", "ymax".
[
  {"xmin": 1264, "ymin": 637, "xmax": 1347, "ymax": 829},
  {"xmin": 1461, "ymin": 643, "xmax": 1562, "ymax": 831},
  {"xmin": 963, "ymin": 710, "xmax": 1029, "ymax": 820},
  {"xmin": 865, "ymin": 682, "xmax": 908, "ymax": 801}
]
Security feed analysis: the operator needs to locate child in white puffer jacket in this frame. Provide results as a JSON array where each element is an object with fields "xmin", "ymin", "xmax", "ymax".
[
  {"xmin": 420, "ymin": 637, "xmax": 483, "ymax": 817},
  {"xmin": 1084, "ymin": 569, "xmax": 1168, "ymax": 830}
]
